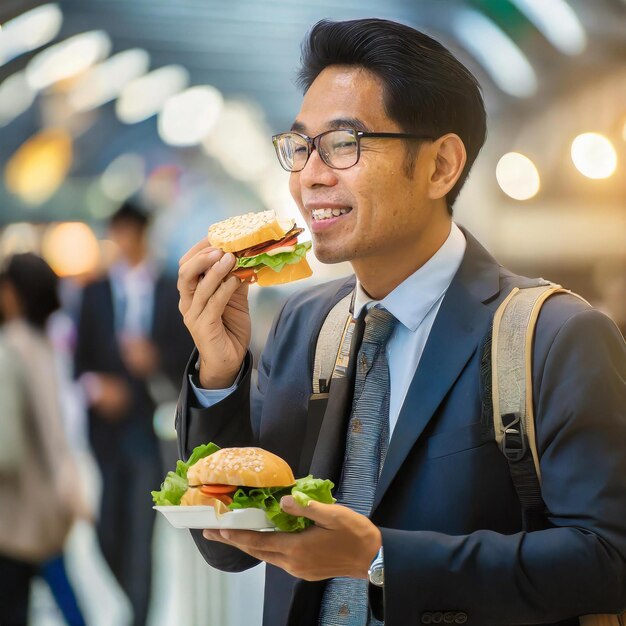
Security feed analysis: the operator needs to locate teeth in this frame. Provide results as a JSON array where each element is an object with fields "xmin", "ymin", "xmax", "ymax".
[{"xmin": 312, "ymin": 208, "xmax": 351, "ymax": 221}]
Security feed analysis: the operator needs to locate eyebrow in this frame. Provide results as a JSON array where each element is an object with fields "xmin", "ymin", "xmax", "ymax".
[{"xmin": 290, "ymin": 117, "xmax": 371, "ymax": 134}]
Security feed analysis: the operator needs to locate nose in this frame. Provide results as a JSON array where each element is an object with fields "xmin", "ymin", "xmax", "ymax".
[{"xmin": 297, "ymin": 146, "xmax": 339, "ymax": 189}]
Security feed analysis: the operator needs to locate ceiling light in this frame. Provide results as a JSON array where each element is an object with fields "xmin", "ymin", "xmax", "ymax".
[
  {"xmin": 25, "ymin": 30, "xmax": 111, "ymax": 91},
  {"xmin": 0, "ymin": 72, "xmax": 35, "ymax": 127},
  {"xmin": 571, "ymin": 133, "xmax": 617, "ymax": 179},
  {"xmin": 510, "ymin": 0, "xmax": 586, "ymax": 55},
  {"xmin": 0, "ymin": 3, "xmax": 63, "ymax": 68},
  {"xmin": 158, "ymin": 85, "xmax": 224, "ymax": 146},
  {"xmin": 452, "ymin": 9, "xmax": 538, "ymax": 98},
  {"xmin": 496, "ymin": 152, "xmax": 541, "ymax": 200},
  {"xmin": 68, "ymin": 49, "xmax": 150, "ymax": 112},
  {"xmin": 116, "ymin": 65, "xmax": 189, "ymax": 124}
]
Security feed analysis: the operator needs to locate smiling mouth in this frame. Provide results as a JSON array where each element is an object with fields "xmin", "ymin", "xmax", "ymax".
[{"xmin": 311, "ymin": 207, "xmax": 352, "ymax": 221}]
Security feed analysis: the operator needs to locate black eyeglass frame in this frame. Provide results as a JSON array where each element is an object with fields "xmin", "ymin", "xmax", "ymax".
[{"xmin": 271, "ymin": 129, "xmax": 436, "ymax": 172}]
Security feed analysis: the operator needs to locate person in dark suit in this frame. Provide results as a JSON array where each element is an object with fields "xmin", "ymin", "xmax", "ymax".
[
  {"xmin": 175, "ymin": 19, "xmax": 626, "ymax": 626},
  {"xmin": 74, "ymin": 202, "xmax": 193, "ymax": 626}
]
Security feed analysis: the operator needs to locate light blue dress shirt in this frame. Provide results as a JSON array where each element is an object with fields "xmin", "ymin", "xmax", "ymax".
[{"xmin": 191, "ymin": 222, "xmax": 466, "ymax": 439}]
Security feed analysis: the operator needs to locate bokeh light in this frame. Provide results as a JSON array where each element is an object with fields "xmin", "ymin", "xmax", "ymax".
[
  {"xmin": 158, "ymin": 85, "xmax": 224, "ymax": 147},
  {"xmin": 203, "ymin": 100, "xmax": 274, "ymax": 181},
  {"xmin": 25, "ymin": 30, "xmax": 112, "ymax": 91},
  {"xmin": 68, "ymin": 48, "xmax": 150, "ymax": 112},
  {"xmin": 41, "ymin": 222, "xmax": 101, "ymax": 277},
  {"xmin": 496, "ymin": 152, "xmax": 541, "ymax": 200},
  {"xmin": 571, "ymin": 133, "xmax": 617, "ymax": 179},
  {"xmin": 0, "ymin": 223, "xmax": 39, "ymax": 258},
  {"xmin": 116, "ymin": 65, "xmax": 189, "ymax": 124},
  {"xmin": 0, "ymin": 4, "xmax": 63, "ymax": 68},
  {"xmin": 5, "ymin": 129, "xmax": 73, "ymax": 205},
  {"xmin": 0, "ymin": 72, "xmax": 35, "ymax": 127},
  {"xmin": 100, "ymin": 153, "xmax": 146, "ymax": 201}
]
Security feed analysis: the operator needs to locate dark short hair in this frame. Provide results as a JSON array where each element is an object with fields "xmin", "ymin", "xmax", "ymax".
[
  {"xmin": 0, "ymin": 253, "xmax": 60, "ymax": 329},
  {"xmin": 109, "ymin": 200, "xmax": 150, "ymax": 230},
  {"xmin": 297, "ymin": 18, "xmax": 487, "ymax": 212}
]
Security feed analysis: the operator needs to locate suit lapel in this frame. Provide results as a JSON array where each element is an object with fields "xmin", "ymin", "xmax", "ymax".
[
  {"xmin": 372, "ymin": 279, "xmax": 492, "ymax": 510},
  {"xmin": 372, "ymin": 229, "xmax": 501, "ymax": 510}
]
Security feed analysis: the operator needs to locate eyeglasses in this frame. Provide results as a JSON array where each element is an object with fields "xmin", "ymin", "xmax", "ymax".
[{"xmin": 272, "ymin": 128, "xmax": 435, "ymax": 172}]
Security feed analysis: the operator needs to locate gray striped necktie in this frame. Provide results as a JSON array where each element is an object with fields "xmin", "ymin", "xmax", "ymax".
[{"xmin": 319, "ymin": 305, "xmax": 397, "ymax": 626}]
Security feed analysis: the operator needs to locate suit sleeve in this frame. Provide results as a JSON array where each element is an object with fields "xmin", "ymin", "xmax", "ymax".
[
  {"xmin": 380, "ymin": 308, "xmax": 626, "ymax": 625},
  {"xmin": 175, "ymin": 302, "xmax": 285, "ymax": 573}
]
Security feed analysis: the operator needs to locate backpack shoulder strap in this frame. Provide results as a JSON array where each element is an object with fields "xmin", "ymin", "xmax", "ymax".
[
  {"xmin": 491, "ymin": 282, "xmax": 589, "ymax": 528},
  {"xmin": 312, "ymin": 292, "xmax": 353, "ymax": 394}
]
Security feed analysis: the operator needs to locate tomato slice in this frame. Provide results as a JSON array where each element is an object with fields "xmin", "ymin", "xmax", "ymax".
[
  {"xmin": 200, "ymin": 484, "xmax": 237, "ymax": 495},
  {"xmin": 231, "ymin": 267, "xmax": 257, "ymax": 282}
]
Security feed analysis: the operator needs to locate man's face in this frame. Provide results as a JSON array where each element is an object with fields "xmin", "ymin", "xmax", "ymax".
[
  {"xmin": 109, "ymin": 221, "xmax": 146, "ymax": 264},
  {"xmin": 288, "ymin": 66, "xmax": 436, "ymax": 266}
]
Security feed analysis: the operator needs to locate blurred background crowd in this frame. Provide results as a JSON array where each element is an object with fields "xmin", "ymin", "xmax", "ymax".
[{"xmin": 0, "ymin": 0, "xmax": 625, "ymax": 625}]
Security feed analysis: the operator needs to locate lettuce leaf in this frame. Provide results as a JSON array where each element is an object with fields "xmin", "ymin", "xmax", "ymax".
[
  {"xmin": 184, "ymin": 442, "xmax": 220, "ymax": 474},
  {"xmin": 291, "ymin": 475, "xmax": 336, "ymax": 507},
  {"xmin": 228, "ymin": 474, "xmax": 335, "ymax": 532},
  {"xmin": 151, "ymin": 471, "xmax": 188, "ymax": 506},
  {"xmin": 235, "ymin": 241, "xmax": 311, "ymax": 273},
  {"xmin": 151, "ymin": 442, "xmax": 220, "ymax": 505}
]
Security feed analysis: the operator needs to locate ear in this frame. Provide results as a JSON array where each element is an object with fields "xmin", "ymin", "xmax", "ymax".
[{"xmin": 427, "ymin": 133, "xmax": 467, "ymax": 201}]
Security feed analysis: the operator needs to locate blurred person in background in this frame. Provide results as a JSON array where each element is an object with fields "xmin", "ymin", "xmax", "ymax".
[
  {"xmin": 74, "ymin": 201, "xmax": 193, "ymax": 626},
  {"xmin": 0, "ymin": 253, "xmax": 89, "ymax": 626}
]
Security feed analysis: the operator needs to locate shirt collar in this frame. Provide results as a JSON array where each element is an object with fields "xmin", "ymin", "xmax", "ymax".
[
  {"xmin": 352, "ymin": 221, "xmax": 467, "ymax": 332},
  {"xmin": 111, "ymin": 259, "xmax": 156, "ymax": 283}
]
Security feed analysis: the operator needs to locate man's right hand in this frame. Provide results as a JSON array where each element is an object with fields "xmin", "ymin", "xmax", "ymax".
[{"xmin": 178, "ymin": 239, "xmax": 251, "ymax": 389}]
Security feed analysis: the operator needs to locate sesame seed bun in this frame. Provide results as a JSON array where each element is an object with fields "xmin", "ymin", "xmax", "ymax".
[
  {"xmin": 187, "ymin": 447, "xmax": 296, "ymax": 488},
  {"xmin": 207, "ymin": 210, "xmax": 294, "ymax": 253}
]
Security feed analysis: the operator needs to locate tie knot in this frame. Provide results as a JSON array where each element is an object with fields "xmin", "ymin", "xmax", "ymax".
[{"xmin": 362, "ymin": 305, "xmax": 397, "ymax": 346}]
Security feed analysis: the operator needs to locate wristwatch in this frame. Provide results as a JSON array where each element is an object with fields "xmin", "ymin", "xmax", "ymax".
[{"xmin": 368, "ymin": 547, "xmax": 384, "ymax": 587}]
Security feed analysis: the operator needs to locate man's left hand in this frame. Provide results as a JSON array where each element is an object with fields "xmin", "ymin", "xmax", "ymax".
[
  {"xmin": 203, "ymin": 496, "xmax": 381, "ymax": 581},
  {"xmin": 120, "ymin": 336, "xmax": 159, "ymax": 379}
]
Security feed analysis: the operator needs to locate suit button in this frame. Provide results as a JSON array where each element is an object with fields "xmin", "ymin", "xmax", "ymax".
[
  {"xmin": 444, "ymin": 613, "xmax": 456, "ymax": 623},
  {"xmin": 455, "ymin": 613, "xmax": 468, "ymax": 624},
  {"xmin": 432, "ymin": 612, "xmax": 443, "ymax": 623},
  {"xmin": 421, "ymin": 612, "xmax": 433, "ymax": 624}
]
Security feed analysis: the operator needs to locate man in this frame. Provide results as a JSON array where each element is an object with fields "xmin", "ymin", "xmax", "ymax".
[
  {"xmin": 75, "ymin": 202, "xmax": 193, "ymax": 625},
  {"xmin": 176, "ymin": 19, "xmax": 626, "ymax": 626}
]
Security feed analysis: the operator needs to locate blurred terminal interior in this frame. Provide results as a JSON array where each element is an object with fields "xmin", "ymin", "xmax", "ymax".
[{"xmin": 0, "ymin": 0, "xmax": 625, "ymax": 331}]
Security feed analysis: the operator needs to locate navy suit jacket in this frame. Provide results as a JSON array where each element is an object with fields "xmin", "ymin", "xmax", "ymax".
[{"xmin": 176, "ymin": 230, "xmax": 626, "ymax": 626}]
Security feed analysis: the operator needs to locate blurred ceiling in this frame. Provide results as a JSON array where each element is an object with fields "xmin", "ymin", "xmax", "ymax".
[{"xmin": 1, "ymin": 0, "xmax": 626, "ymax": 226}]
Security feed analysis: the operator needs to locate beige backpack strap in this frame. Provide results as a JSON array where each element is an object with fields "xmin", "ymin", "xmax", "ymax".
[
  {"xmin": 492, "ymin": 283, "xmax": 572, "ymax": 480},
  {"xmin": 312, "ymin": 292, "xmax": 353, "ymax": 394}
]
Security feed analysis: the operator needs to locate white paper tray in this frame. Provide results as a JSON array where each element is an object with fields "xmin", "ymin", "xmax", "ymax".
[{"xmin": 154, "ymin": 505, "xmax": 277, "ymax": 531}]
